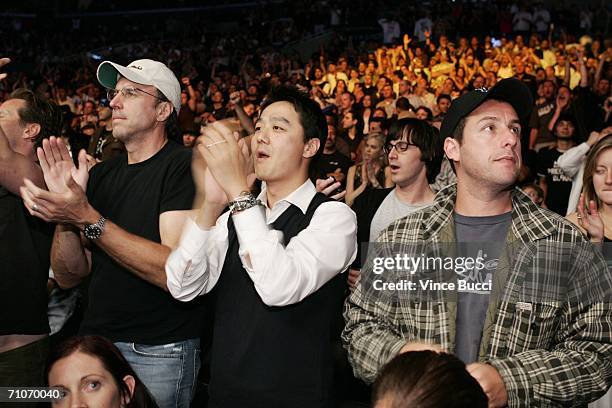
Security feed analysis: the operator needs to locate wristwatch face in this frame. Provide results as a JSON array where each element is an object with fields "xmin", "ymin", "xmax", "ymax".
[{"xmin": 84, "ymin": 224, "xmax": 103, "ymax": 240}]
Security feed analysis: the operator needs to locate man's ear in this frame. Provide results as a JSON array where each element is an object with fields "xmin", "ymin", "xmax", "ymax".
[
  {"xmin": 156, "ymin": 102, "xmax": 173, "ymax": 122},
  {"xmin": 444, "ymin": 137, "xmax": 460, "ymax": 163},
  {"xmin": 303, "ymin": 138, "xmax": 320, "ymax": 159},
  {"xmin": 23, "ymin": 123, "xmax": 41, "ymax": 140}
]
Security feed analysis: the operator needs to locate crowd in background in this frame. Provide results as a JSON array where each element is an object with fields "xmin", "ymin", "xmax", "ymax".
[{"xmin": 2, "ymin": 0, "xmax": 610, "ymax": 214}]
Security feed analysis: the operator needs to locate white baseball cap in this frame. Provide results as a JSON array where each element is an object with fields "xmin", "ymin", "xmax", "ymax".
[{"xmin": 97, "ymin": 59, "xmax": 181, "ymax": 114}]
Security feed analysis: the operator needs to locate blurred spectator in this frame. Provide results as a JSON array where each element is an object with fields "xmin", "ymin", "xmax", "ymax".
[
  {"xmin": 372, "ymin": 351, "xmax": 487, "ymax": 408},
  {"xmin": 537, "ymin": 114, "xmax": 577, "ymax": 214},
  {"xmin": 345, "ymin": 133, "xmax": 392, "ymax": 206},
  {"xmin": 88, "ymin": 107, "xmax": 126, "ymax": 161},
  {"xmin": 181, "ymin": 127, "xmax": 198, "ymax": 148}
]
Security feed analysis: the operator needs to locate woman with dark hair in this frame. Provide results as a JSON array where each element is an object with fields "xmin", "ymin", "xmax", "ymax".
[
  {"xmin": 47, "ymin": 336, "xmax": 158, "ymax": 408},
  {"xmin": 372, "ymin": 351, "xmax": 488, "ymax": 408},
  {"xmin": 360, "ymin": 93, "xmax": 377, "ymax": 135}
]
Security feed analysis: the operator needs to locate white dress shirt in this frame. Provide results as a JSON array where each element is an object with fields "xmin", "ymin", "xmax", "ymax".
[{"xmin": 166, "ymin": 180, "xmax": 357, "ymax": 306}]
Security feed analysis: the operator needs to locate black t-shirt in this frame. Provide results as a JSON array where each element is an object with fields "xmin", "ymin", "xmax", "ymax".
[
  {"xmin": 537, "ymin": 147, "xmax": 573, "ymax": 215},
  {"xmin": 529, "ymin": 99, "xmax": 556, "ymax": 145},
  {"xmin": 0, "ymin": 187, "xmax": 53, "ymax": 335},
  {"xmin": 81, "ymin": 142, "xmax": 206, "ymax": 344},
  {"xmin": 178, "ymin": 103, "xmax": 196, "ymax": 131},
  {"xmin": 205, "ymin": 104, "xmax": 228, "ymax": 120},
  {"xmin": 313, "ymin": 150, "xmax": 352, "ymax": 187},
  {"xmin": 338, "ymin": 130, "xmax": 363, "ymax": 158}
]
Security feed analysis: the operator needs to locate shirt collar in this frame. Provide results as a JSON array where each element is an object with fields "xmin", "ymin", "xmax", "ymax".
[
  {"xmin": 257, "ymin": 179, "xmax": 316, "ymax": 217},
  {"xmin": 426, "ymin": 183, "xmax": 557, "ymax": 242}
]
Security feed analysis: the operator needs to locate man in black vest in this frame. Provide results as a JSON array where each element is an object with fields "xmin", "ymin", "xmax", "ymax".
[{"xmin": 166, "ymin": 85, "xmax": 357, "ymax": 407}]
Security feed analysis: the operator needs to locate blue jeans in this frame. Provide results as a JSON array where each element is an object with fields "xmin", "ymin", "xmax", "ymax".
[{"xmin": 115, "ymin": 338, "xmax": 200, "ymax": 408}]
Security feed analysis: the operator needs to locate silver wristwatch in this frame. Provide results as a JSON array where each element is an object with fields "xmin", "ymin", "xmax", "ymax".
[
  {"xmin": 228, "ymin": 192, "xmax": 261, "ymax": 215},
  {"xmin": 83, "ymin": 216, "xmax": 106, "ymax": 240}
]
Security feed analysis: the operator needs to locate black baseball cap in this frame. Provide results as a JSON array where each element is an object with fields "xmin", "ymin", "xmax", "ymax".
[{"xmin": 440, "ymin": 78, "xmax": 533, "ymax": 139}]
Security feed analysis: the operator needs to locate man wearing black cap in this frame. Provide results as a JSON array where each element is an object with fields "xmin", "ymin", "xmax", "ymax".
[
  {"xmin": 21, "ymin": 59, "xmax": 205, "ymax": 407},
  {"xmin": 344, "ymin": 78, "xmax": 612, "ymax": 407}
]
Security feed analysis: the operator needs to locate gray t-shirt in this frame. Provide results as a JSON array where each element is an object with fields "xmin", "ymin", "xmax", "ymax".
[
  {"xmin": 370, "ymin": 189, "xmax": 431, "ymax": 242},
  {"xmin": 454, "ymin": 211, "xmax": 512, "ymax": 364}
]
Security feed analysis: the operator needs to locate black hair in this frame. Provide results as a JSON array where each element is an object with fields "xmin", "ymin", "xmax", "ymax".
[
  {"xmin": 373, "ymin": 351, "xmax": 488, "ymax": 408},
  {"xmin": 452, "ymin": 117, "xmax": 467, "ymax": 143},
  {"xmin": 437, "ymin": 94, "xmax": 452, "ymax": 104},
  {"xmin": 9, "ymin": 88, "xmax": 63, "ymax": 149},
  {"xmin": 388, "ymin": 118, "xmax": 444, "ymax": 183},
  {"xmin": 415, "ymin": 106, "xmax": 434, "ymax": 121},
  {"xmin": 396, "ymin": 97, "xmax": 413, "ymax": 112},
  {"xmin": 259, "ymin": 85, "xmax": 327, "ymax": 171},
  {"xmin": 342, "ymin": 91, "xmax": 356, "ymax": 103},
  {"xmin": 345, "ymin": 109, "xmax": 364, "ymax": 133},
  {"xmin": 370, "ymin": 116, "xmax": 388, "ymax": 131}
]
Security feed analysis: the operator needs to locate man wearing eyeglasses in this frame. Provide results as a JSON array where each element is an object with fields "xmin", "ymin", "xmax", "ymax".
[
  {"xmin": 20, "ymin": 59, "xmax": 206, "ymax": 408},
  {"xmin": 347, "ymin": 118, "xmax": 444, "ymax": 289},
  {"xmin": 343, "ymin": 78, "xmax": 612, "ymax": 407}
]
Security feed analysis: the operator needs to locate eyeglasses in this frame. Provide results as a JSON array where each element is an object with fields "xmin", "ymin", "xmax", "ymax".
[
  {"xmin": 107, "ymin": 87, "xmax": 164, "ymax": 102},
  {"xmin": 384, "ymin": 140, "xmax": 416, "ymax": 153}
]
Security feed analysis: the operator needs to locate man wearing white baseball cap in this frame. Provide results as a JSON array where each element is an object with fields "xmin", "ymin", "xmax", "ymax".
[{"xmin": 20, "ymin": 59, "xmax": 205, "ymax": 408}]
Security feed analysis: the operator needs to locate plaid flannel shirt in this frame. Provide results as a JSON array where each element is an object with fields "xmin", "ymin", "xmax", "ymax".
[{"xmin": 342, "ymin": 183, "xmax": 612, "ymax": 407}]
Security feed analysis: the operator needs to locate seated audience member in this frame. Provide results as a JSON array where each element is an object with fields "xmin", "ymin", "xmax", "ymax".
[
  {"xmin": 372, "ymin": 351, "xmax": 488, "ymax": 408},
  {"xmin": 395, "ymin": 97, "xmax": 413, "ymax": 120},
  {"xmin": 415, "ymin": 105, "xmax": 434, "ymax": 122},
  {"xmin": 47, "ymin": 335, "xmax": 158, "ymax": 408},
  {"xmin": 314, "ymin": 123, "xmax": 352, "ymax": 189},
  {"xmin": 346, "ymin": 133, "xmax": 393, "ymax": 206},
  {"xmin": 536, "ymin": 114, "xmax": 577, "ymax": 215},
  {"xmin": 433, "ymin": 94, "xmax": 452, "ymax": 123},
  {"xmin": 519, "ymin": 183, "xmax": 545, "ymax": 207},
  {"xmin": 339, "ymin": 109, "xmax": 364, "ymax": 160},
  {"xmin": 88, "ymin": 107, "xmax": 126, "ymax": 162},
  {"xmin": 369, "ymin": 116, "xmax": 387, "ymax": 135},
  {"xmin": 182, "ymin": 127, "xmax": 198, "ymax": 148}
]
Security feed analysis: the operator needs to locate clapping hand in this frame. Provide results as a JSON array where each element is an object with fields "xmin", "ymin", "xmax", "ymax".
[
  {"xmin": 198, "ymin": 122, "xmax": 254, "ymax": 201},
  {"xmin": 576, "ymin": 193, "xmax": 604, "ymax": 242},
  {"xmin": 0, "ymin": 57, "xmax": 11, "ymax": 80},
  {"xmin": 19, "ymin": 137, "xmax": 93, "ymax": 225}
]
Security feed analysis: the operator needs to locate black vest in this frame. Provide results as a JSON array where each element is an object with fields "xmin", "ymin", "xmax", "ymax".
[{"xmin": 209, "ymin": 193, "xmax": 345, "ymax": 408}]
